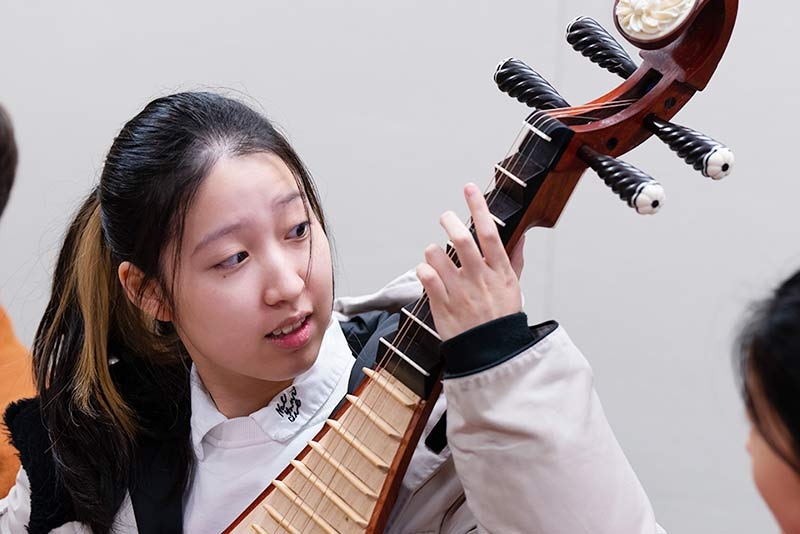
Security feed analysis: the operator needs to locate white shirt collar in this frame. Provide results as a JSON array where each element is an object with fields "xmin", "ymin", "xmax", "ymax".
[{"xmin": 190, "ymin": 317, "xmax": 353, "ymax": 460}]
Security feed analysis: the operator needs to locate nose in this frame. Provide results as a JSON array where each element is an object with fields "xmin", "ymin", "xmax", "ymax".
[
  {"xmin": 262, "ymin": 256, "xmax": 306, "ymax": 306},
  {"xmin": 745, "ymin": 425, "xmax": 755, "ymax": 456}
]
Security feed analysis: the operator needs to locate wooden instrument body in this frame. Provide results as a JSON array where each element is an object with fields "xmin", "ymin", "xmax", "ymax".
[{"xmin": 225, "ymin": 368, "xmax": 437, "ymax": 534}]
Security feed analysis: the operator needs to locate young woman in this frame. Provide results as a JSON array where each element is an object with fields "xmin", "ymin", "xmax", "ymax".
[
  {"xmin": 737, "ymin": 271, "xmax": 800, "ymax": 533},
  {"xmin": 0, "ymin": 92, "xmax": 660, "ymax": 533}
]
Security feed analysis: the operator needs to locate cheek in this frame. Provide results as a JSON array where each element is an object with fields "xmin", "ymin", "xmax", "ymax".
[
  {"xmin": 749, "ymin": 431, "xmax": 800, "ymax": 532},
  {"xmin": 751, "ymin": 444, "xmax": 775, "ymax": 505},
  {"xmin": 310, "ymin": 230, "xmax": 334, "ymax": 295},
  {"xmin": 173, "ymin": 274, "xmax": 258, "ymax": 338}
]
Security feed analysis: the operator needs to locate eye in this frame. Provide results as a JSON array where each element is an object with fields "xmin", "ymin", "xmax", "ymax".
[
  {"xmin": 217, "ymin": 251, "xmax": 249, "ymax": 269},
  {"xmin": 288, "ymin": 221, "xmax": 310, "ymax": 240}
]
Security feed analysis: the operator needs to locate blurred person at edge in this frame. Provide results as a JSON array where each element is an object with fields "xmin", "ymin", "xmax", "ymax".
[
  {"xmin": 736, "ymin": 271, "xmax": 800, "ymax": 533},
  {"xmin": 0, "ymin": 104, "xmax": 34, "ymax": 498}
]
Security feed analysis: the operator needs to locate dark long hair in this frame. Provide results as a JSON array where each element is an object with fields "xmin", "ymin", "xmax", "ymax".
[
  {"xmin": 0, "ymin": 104, "xmax": 18, "ymax": 218},
  {"xmin": 736, "ymin": 269, "xmax": 800, "ymax": 474},
  {"xmin": 33, "ymin": 92, "xmax": 327, "ymax": 532}
]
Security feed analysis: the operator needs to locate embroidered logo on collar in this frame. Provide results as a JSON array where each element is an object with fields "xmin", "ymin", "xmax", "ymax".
[{"xmin": 276, "ymin": 386, "xmax": 302, "ymax": 422}]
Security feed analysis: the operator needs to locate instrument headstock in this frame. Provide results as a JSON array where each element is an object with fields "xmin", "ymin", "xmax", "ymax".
[{"xmin": 488, "ymin": 0, "xmax": 737, "ymax": 250}]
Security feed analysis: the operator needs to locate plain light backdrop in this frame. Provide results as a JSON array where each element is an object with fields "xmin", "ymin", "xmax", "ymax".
[{"xmin": 0, "ymin": 1, "xmax": 786, "ymax": 532}]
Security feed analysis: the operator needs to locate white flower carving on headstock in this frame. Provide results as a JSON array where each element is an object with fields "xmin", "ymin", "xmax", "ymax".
[{"xmin": 616, "ymin": 0, "xmax": 697, "ymax": 41}]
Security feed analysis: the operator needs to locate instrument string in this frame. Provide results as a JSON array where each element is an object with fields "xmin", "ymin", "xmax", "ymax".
[
  {"xmin": 320, "ymin": 102, "xmax": 619, "ymax": 518},
  {"xmin": 278, "ymin": 244, "xmax": 447, "ymax": 528},
  {"xmin": 311, "ymin": 111, "xmax": 557, "ymax": 527},
  {"xmin": 355, "ymin": 115, "xmax": 567, "ymax": 465},
  {"xmin": 277, "ymin": 108, "xmax": 559, "ymax": 532},
  {"xmin": 402, "ymin": 109, "xmax": 553, "ymax": 373},
  {"xmin": 547, "ymin": 98, "xmax": 638, "ymax": 117},
  {"xmin": 407, "ymin": 108, "xmax": 552, "ymax": 378}
]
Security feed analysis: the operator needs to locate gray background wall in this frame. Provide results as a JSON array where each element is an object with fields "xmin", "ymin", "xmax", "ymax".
[{"xmin": 0, "ymin": 1, "xmax": 787, "ymax": 531}]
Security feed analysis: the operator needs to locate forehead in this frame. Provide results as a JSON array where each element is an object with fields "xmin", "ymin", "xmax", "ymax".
[
  {"xmin": 195, "ymin": 152, "xmax": 300, "ymax": 211},
  {"xmin": 202, "ymin": 152, "xmax": 299, "ymax": 198},
  {"xmin": 183, "ymin": 153, "xmax": 303, "ymax": 238}
]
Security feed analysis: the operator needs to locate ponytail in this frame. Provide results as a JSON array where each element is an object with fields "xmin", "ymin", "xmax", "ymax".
[
  {"xmin": 76, "ymin": 195, "xmax": 136, "ymax": 432},
  {"xmin": 33, "ymin": 190, "xmax": 187, "ymax": 532}
]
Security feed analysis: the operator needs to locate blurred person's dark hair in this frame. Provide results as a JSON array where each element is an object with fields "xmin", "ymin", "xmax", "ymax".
[
  {"xmin": 0, "ymin": 105, "xmax": 18, "ymax": 219},
  {"xmin": 737, "ymin": 270, "xmax": 800, "ymax": 474}
]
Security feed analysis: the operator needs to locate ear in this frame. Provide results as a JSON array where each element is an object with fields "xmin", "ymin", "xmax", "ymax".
[{"xmin": 118, "ymin": 261, "xmax": 172, "ymax": 322}]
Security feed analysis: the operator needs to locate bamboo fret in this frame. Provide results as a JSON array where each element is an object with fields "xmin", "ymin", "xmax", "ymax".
[
  {"xmin": 289, "ymin": 460, "xmax": 369, "ymax": 527},
  {"xmin": 344, "ymin": 395, "xmax": 402, "ymax": 440},
  {"xmin": 361, "ymin": 368, "xmax": 416, "ymax": 408},
  {"xmin": 272, "ymin": 480, "xmax": 339, "ymax": 534},
  {"xmin": 226, "ymin": 368, "xmax": 422, "ymax": 534},
  {"xmin": 307, "ymin": 441, "xmax": 378, "ymax": 501},
  {"xmin": 260, "ymin": 505, "xmax": 300, "ymax": 534},
  {"xmin": 324, "ymin": 420, "xmax": 390, "ymax": 471}
]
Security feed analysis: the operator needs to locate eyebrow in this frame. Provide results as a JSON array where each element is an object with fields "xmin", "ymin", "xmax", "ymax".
[
  {"xmin": 191, "ymin": 221, "xmax": 246, "ymax": 258},
  {"xmin": 191, "ymin": 191, "xmax": 305, "ymax": 257},
  {"xmin": 275, "ymin": 191, "xmax": 303, "ymax": 210}
]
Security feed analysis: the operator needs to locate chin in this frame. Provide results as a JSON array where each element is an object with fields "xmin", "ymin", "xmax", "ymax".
[
  {"xmin": 281, "ymin": 348, "xmax": 320, "ymax": 379},
  {"xmin": 295, "ymin": 355, "xmax": 318, "ymax": 376}
]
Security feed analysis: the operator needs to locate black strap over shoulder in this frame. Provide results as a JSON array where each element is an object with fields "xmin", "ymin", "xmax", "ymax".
[
  {"xmin": 122, "ymin": 360, "xmax": 192, "ymax": 534},
  {"xmin": 339, "ymin": 310, "xmax": 395, "ymax": 392},
  {"xmin": 128, "ymin": 433, "xmax": 188, "ymax": 534},
  {"xmin": 337, "ymin": 310, "xmax": 400, "ymax": 408},
  {"xmin": 339, "ymin": 311, "xmax": 450, "ymax": 455}
]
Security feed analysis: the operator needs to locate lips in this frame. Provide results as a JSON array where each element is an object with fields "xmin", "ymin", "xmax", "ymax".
[
  {"xmin": 266, "ymin": 315, "xmax": 313, "ymax": 350},
  {"xmin": 267, "ymin": 314, "xmax": 310, "ymax": 338}
]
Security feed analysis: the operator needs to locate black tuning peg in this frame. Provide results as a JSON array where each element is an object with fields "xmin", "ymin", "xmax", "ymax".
[
  {"xmin": 494, "ymin": 58, "xmax": 570, "ymax": 109},
  {"xmin": 578, "ymin": 145, "xmax": 665, "ymax": 214},
  {"xmin": 645, "ymin": 116, "xmax": 734, "ymax": 180},
  {"xmin": 566, "ymin": 17, "xmax": 638, "ymax": 80}
]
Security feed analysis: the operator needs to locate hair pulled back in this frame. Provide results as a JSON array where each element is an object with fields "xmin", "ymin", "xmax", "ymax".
[
  {"xmin": 33, "ymin": 92, "xmax": 325, "ymax": 532},
  {"xmin": 737, "ymin": 270, "xmax": 800, "ymax": 474}
]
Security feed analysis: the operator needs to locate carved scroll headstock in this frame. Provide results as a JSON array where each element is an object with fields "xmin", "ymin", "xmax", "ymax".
[{"xmin": 495, "ymin": 0, "xmax": 738, "ymax": 254}]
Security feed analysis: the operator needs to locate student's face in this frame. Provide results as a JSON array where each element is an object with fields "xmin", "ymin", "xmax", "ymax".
[
  {"xmin": 746, "ymin": 415, "xmax": 800, "ymax": 532},
  {"xmin": 169, "ymin": 152, "xmax": 333, "ymax": 396}
]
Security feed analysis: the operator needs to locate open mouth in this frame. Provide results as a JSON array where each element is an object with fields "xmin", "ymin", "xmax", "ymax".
[{"xmin": 267, "ymin": 315, "xmax": 309, "ymax": 338}]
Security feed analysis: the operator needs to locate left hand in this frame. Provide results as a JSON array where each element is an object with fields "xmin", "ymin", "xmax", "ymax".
[{"xmin": 416, "ymin": 183, "xmax": 525, "ymax": 341}]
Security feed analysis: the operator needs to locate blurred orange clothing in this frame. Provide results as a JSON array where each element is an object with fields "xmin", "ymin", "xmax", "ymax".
[{"xmin": 0, "ymin": 305, "xmax": 33, "ymax": 498}]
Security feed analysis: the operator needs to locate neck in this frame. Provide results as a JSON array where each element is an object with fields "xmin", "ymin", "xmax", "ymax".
[{"xmin": 194, "ymin": 364, "xmax": 293, "ymax": 418}]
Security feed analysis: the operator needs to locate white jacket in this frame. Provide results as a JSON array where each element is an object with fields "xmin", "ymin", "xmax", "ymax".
[{"xmin": 0, "ymin": 272, "xmax": 664, "ymax": 533}]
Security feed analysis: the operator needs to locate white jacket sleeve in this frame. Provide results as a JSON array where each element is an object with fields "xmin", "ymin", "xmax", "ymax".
[
  {"xmin": 443, "ymin": 325, "xmax": 665, "ymax": 534},
  {"xmin": 0, "ymin": 467, "xmax": 31, "ymax": 533},
  {"xmin": 0, "ymin": 464, "xmax": 106, "ymax": 534}
]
